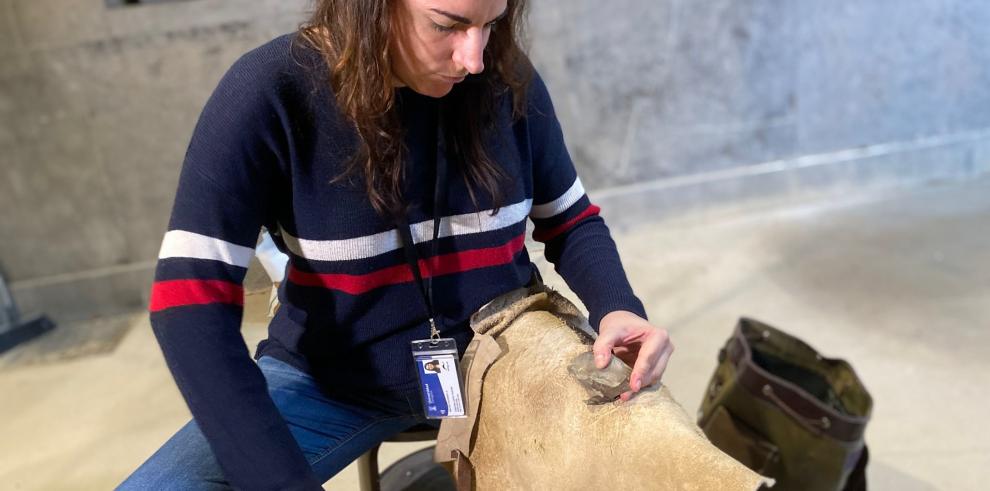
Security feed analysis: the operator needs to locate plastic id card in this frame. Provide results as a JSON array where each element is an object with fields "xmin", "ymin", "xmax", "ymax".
[{"xmin": 411, "ymin": 338, "xmax": 466, "ymax": 419}]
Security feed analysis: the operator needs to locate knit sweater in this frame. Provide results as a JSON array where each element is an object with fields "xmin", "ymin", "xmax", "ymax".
[{"xmin": 149, "ymin": 33, "xmax": 645, "ymax": 490}]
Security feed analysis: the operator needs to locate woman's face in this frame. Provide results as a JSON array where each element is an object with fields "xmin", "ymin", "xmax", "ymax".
[{"xmin": 390, "ymin": 0, "xmax": 508, "ymax": 97}]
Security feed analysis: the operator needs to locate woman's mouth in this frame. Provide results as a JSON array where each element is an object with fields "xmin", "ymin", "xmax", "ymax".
[{"xmin": 440, "ymin": 74, "xmax": 466, "ymax": 83}]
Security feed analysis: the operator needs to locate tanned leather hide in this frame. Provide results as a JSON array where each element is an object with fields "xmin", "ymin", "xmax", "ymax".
[{"xmin": 435, "ymin": 285, "xmax": 773, "ymax": 490}]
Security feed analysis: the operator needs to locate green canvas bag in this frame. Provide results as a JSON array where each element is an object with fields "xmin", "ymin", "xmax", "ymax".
[{"xmin": 698, "ymin": 318, "xmax": 873, "ymax": 491}]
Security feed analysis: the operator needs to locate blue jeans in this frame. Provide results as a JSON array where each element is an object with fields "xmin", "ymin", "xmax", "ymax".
[{"xmin": 119, "ymin": 356, "xmax": 434, "ymax": 489}]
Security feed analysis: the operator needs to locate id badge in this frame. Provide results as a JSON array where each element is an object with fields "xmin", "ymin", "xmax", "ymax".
[{"xmin": 411, "ymin": 338, "xmax": 466, "ymax": 419}]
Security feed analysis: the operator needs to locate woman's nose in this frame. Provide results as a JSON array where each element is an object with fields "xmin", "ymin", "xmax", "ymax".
[{"xmin": 453, "ymin": 28, "xmax": 486, "ymax": 75}]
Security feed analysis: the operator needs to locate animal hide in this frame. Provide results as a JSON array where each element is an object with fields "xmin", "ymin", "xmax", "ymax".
[{"xmin": 435, "ymin": 285, "xmax": 773, "ymax": 490}]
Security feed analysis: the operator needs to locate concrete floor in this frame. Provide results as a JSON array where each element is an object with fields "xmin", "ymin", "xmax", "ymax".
[{"xmin": 1, "ymin": 177, "xmax": 988, "ymax": 490}]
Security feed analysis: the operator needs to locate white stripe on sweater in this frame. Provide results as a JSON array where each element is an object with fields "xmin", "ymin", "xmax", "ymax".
[
  {"xmin": 530, "ymin": 177, "xmax": 585, "ymax": 219},
  {"xmin": 158, "ymin": 230, "xmax": 255, "ymax": 268},
  {"xmin": 280, "ymin": 198, "xmax": 533, "ymax": 262}
]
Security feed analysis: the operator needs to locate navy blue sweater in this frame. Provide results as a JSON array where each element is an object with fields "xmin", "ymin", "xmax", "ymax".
[{"xmin": 149, "ymin": 33, "xmax": 645, "ymax": 489}]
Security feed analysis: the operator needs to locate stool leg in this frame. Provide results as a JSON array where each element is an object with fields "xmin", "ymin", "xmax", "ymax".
[{"xmin": 357, "ymin": 443, "xmax": 382, "ymax": 491}]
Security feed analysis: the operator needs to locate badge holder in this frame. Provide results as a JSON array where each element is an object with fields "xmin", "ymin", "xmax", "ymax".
[{"xmin": 411, "ymin": 334, "xmax": 466, "ymax": 419}]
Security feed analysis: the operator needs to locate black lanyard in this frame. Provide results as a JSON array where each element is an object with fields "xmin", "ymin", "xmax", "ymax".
[{"xmin": 396, "ymin": 114, "xmax": 448, "ymax": 341}]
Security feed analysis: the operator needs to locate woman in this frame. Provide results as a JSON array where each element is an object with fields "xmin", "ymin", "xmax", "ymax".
[{"xmin": 121, "ymin": 0, "xmax": 673, "ymax": 489}]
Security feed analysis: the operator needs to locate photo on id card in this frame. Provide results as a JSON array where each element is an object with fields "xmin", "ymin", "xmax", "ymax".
[{"xmin": 415, "ymin": 354, "xmax": 465, "ymax": 418}]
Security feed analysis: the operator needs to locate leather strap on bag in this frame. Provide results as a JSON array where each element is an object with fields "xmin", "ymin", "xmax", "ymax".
[{"xmin": 723, "ymin": 319, "xmax": 871, "ymax": 443}]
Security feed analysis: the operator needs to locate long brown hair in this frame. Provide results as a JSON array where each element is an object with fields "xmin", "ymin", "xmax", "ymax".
[{"xmin": 299, "ymin": 0, "xmax": 533, "ymax": 217}]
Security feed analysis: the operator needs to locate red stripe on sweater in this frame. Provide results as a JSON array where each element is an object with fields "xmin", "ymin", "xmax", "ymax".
[
  {"xmin": 149, "ymin": 279, "xmax": 244, "ymax": 312},
  {"xmin": 532, "ymin": 204, "xmax": 601, "ymax": 242},
  {"xmin": 288, "ymin": 233, "xmax": 527, "ymax": 295}
]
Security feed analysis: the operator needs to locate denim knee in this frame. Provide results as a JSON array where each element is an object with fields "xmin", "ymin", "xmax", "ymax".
[{"xmin": 117, "ymin": 420, "xmax": 227, "ymax": 490}]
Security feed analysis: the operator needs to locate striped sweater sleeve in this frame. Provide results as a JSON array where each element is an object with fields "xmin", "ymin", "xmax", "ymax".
[
  {"xmin": 148, "ymin": 52, "xmax": 321, "ymax": 490},
  {"xmin": 526, "ymin": 72, "xmax": 647, "ymax": 331}
]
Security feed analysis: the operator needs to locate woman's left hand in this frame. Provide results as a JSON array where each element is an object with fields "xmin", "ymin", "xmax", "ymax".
[{"xmin": 593, "ymin": 310, "xmax": 674, "ymax": 402}]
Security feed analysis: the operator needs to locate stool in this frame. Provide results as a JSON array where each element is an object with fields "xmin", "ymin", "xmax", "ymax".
[{"xmin": 357, "ymin": 424, "xmax": 440, "ymax": 491}]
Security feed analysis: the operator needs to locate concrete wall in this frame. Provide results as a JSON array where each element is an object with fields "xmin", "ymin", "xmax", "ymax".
[
  {"xmin": 527, "ymin": 0, "xmax": 990, "ymax": 229},
  {"xmin": 1, "ymin": 0, "xmax": 989, "ymax": 320},
  {"xmin": 0, "ymin": 0, "xmax": 310, "ymax": 320}
]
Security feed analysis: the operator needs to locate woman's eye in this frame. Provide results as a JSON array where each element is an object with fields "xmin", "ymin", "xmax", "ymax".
[{"xmin": 432, "ymin": 22, "xmax": 455, "ymax": 33}]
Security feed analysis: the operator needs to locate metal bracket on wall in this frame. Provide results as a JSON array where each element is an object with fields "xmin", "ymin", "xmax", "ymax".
[{"xmin": 0, "ymin": 269, "xmax": 56, "ymax": 356}]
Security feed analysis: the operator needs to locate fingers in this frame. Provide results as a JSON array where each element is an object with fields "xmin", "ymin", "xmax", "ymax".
[
  {"xmin": 592, "ymin": 328, "xmax": 624, "ymax": 369},
  {"xmin": 615, "ymin": 342, "xmax": 674, "ymax": 404},
  {"xmin": 612, "ymin": 347, "xmax": 638, "ymax": 369},
  {"xmin": 629, "ymin": 330, "xmax": 669, "ymax": 392},
  {"xmin": 646, "ymin": 342, "xmax": 674, "ymax": 388}
]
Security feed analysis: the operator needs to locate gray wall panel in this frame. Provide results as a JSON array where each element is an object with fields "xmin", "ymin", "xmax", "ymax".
[{"xmin": 1, "ymin": 0, "xmax": 988, "ymax": 320}]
